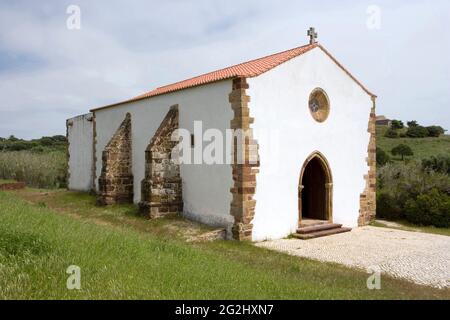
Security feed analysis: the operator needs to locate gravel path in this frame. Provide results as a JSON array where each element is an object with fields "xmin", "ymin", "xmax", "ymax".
[{"xmin": 256, "ymin": 226, "xmax": 450, "ymax": 289}]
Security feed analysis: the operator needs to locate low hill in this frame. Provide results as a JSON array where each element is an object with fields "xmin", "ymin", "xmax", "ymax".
[{"xmin": 376, "ymin": 126, "xmax": 450, "ymax": 161}]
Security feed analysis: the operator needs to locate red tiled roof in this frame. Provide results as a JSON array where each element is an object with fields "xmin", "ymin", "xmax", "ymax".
[{"xmin": 92, "ymin": 43, "xmax": 375, "ymax": 111}]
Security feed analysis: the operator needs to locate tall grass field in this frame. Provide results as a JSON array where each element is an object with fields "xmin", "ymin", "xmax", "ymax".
[{"xmin": 0, "ymin": 150, "xmax": 67, "ymax": 188}]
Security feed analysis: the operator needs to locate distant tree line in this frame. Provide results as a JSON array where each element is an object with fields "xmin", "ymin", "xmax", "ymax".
[
  {"xmin": 384, "ymin": 120, "xmax": 446, "ymax": 139},
  {"xmin": 0, "ymin": 135, "xmax": 67, "ymax": 152}
]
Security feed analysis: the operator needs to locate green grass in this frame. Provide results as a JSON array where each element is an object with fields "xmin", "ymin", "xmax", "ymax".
[
  {"xmin": 0, "ymin": 190, "xmax": 448, "ymax": 299},
  {"xmin": 376, "ymin": 126, "xmax": 450, "ymax": 161},
  {"xmin": 372, "ymin": 220, "xmax": 450, "ymax": 237}
]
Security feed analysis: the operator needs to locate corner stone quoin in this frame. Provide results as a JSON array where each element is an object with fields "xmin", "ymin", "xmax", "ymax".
[{"xmin": 229, "ymin": 77, "xmax": 260, "ymax": 241}]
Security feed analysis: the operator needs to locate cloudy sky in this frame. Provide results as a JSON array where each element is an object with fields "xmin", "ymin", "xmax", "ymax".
[{"xmin": 0, "ymin": 0, "xmax": 449, "ymax": 139}]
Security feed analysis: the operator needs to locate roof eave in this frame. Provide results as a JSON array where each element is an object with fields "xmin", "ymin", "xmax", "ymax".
[
  {"xmin": 89, "ymin": 77, "xmax": 239, "ymax": 112},
  {"xmin": 90, "ymin": 43, "xmax": 376, "ymax": 112}
]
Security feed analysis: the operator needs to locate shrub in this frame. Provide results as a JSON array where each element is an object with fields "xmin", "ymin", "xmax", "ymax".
[
  {"xmin": 30, "ymin": 146, "xmax": 46, "ymax": 153},
  {"xmin": 391, "ymin": 120, "xmax": 404, "ymax": 130},
  {"xmin": 37, "ymin": 135, "xmax": 67, "ymax": 147},
  {"xmin": 422, "ymin": 155, "xmax": 450, "ymax": 175},
  {"xmin": 376, "ymin": 192, "xmax": 404, "ymax": 220},
  {"xmin": 378, "ymin": 161, "xmax": 449, "ymax": 197},
  {"xmin": 39, "ymin": 137, "xmax": 55, "ymax": 146},
  {"xmin": 377, "ymin": 161, "xmax": 450, "ymax": 224},
  {"xmin": 406, "ymin": 126, "xmax": 428, "ymax": 138},
  {"xmin": 376, "ymin": 148, "xmax": 390, "ymax": 166},
  {"xmin": 7, "ymin": 135, "xmax": 19, "ymax": 142},
  {"xmin": 404, "ymin": 189, "xmax": 450, "ymax": 228},
  {"xmin": 391, "ymin": 144, "xmax": 413, "ymax": 160},
  {"xmin": 0, "ymin": 135, "xmax": 67, "ymax": 152},
  {"xmin": 51, "ymin": 135, "xmax": 67, "ymax": 143},
  {"xmin": 384, "ymin": 128, "xmax": 398, "ymax": 138},
  {"xmin": 6, "ymin": 141, "xmax": 33, "ymax": 151},
  {"xmin": 407, "ymin": 121, "xmax": 418, "ymax": 128},
  {"xmin": 426, "ymin": 126, "xmax": 446, "ymax": 137}
]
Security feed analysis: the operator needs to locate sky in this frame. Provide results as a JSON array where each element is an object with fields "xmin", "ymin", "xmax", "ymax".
[{"xmin": 0, "ymin": 0, "xmax": 449, "ymax": 139}]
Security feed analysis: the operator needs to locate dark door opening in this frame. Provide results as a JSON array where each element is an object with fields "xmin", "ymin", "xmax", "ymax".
[{"xmin": 301, "ymin": 157, "xmax": 327, "ymax": 220}]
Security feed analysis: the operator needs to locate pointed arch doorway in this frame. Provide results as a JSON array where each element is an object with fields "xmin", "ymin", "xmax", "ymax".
[{"xmin": 298, "ymin": 152, "xmax": 333, "ymax": 226}]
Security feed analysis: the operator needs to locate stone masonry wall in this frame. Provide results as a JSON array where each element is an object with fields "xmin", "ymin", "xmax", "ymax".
[
  {"xmin": 229, "ymin": 78, "xmax": 260, "ymax": 241},
  {"xmin": 358, "ymin": 98, "xmax": 377, "ymax": 225},
  {"xmin": 139, "ymin": 105, "xmax": 183, "ymax": 218},
  {"xmin": 97, "ymin": 113, "xmax": 133, "ymax": 205}
]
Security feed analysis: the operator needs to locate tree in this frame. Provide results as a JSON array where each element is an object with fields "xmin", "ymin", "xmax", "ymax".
[
  {"xmin": 51, "ymin": 135, "xmax": 67, "ymax": 143},
  {"xmin": 391, "ymin": 144, "xmax": 414, "ymax": 160},
  {"xmin": 40, "ymin": 136, "xmax": 55, "ymax": 146},
  {"xmin": 376, "ymin": 148, "xmax": 390, "ymax": 166},
  {"xmin": 407, "ymin": 121, "xmax": 418, "ymax": 128},
  {"xmin": 384, "ymin": 128, "xmax": 398, "ymax": 138},
  {"xmin": 406, "ymin": 126, "xmax": 428, "ymax": 138},
  {"xmin": 426, "ymin": 126, "xmax": 446, "ymax": 138},
  {"xmin": 8, "ymin": 135, "xmax": 19, "ymax": 142},
  {"xmin": 391, "ymin": 120, "xmax": 404, "ymax": 130}
]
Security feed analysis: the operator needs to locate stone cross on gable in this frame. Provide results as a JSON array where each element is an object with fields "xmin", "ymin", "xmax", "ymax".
[{"xmin": 307, "ymin": 27, "xmax": 318, "ymax": 44}]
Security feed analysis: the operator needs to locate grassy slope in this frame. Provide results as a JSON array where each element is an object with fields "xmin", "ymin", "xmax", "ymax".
[
  {"xmin": 376, "ymin": 126, "xmax": 450, "ymax": 161},
  {"xmin": 1, "ymin": 190, "xmax": 448, "ymax": 300}
]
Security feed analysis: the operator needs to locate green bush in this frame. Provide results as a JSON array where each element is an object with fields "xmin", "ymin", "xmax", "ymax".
[
  {"xmin": 406, "ymin": 126, "xmax": 429, "ymax": 138},
  {"xmin": 376, "ymin": 147, "xmax": 390, "ymax": 166},
  {"xmin": 426, "ymin": 126, "xmax": 446, "ymax": 137},
  {"xmin": 391, "ymin": 120, "xmax": 404, "ymax": 130},
  {"xmin": 384, "ymin": 128, "xmax": 398, "ymax": 138},
  {"xmin": 6, "ymin": 141, "xmax": 33, "ymax": 151},
  {"xmin": 377, "ymin": 161, "xmax": 450, "ymax": 225},
  {"xmin": 0, "ymin": 135, "xmax": 67, "ymax": 152},
  {"xmin": 407, "ymin": 121, "xmax": 418, "ymax": 128},
  {"xmin": 378, "ymin": 162, "xmax": 449, "ymax": 198},
  {"xmin": 377, "ymin": 192, "xmax": 404, "ymax": 220},
  {"xmin": 404, "ymin": 189, "xmax": 450, "ymax": 228},
  {"xmin": 422, "ymin": 155, "xmax": 450, "ymax": 175}
]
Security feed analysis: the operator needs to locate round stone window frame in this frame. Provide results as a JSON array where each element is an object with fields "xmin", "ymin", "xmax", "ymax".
[{"xmin": 308, "ymin": 88, "xmax": 330, "ymax": 123}]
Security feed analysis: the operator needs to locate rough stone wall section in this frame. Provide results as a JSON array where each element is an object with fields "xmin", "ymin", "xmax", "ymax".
[
  {"xmin": 97, "ymin": 113, "xmax": 133, "ymax": 205},
  {"xmin": 358, "ymin": 98, "xmax": 377, "ymax": 226},
  {"xmin": 229, "ymin": 78, "xmax": 260, "ymax": 241},
  {"xmin": 139, "ymin": 105, "xmax": 183, "ymax": 218}
]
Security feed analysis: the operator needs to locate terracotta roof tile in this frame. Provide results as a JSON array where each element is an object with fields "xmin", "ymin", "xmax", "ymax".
[{"xmin": 92, "ymin": 43, "xmax": 375, "ymax": 111}]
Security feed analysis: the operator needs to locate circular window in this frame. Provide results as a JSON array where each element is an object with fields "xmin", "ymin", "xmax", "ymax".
[{"xmin": 308, "ymin": 88, "xmax": 330, "ymax": 123}]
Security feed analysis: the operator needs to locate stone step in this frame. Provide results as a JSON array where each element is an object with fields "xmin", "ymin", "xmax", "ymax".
[
  {"xmin": 293, "ymin": 227, "xmax": 352, "ymax": 240},
  {"xmin": 297, "ymin": 223, "xmax": 343, "ymax": 234}
]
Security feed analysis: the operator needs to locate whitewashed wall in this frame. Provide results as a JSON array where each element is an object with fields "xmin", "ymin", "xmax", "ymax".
[
  {"xmin": 94, "ymin": 80, "xmax": 234, "ymax": 228},
  {"xmin": 67, "ymin": 113, "xmax": 94, "ymax": 191},
  {"xmin": 248, "ymin": 48, "xmax": 373, "ymax": 241}
]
